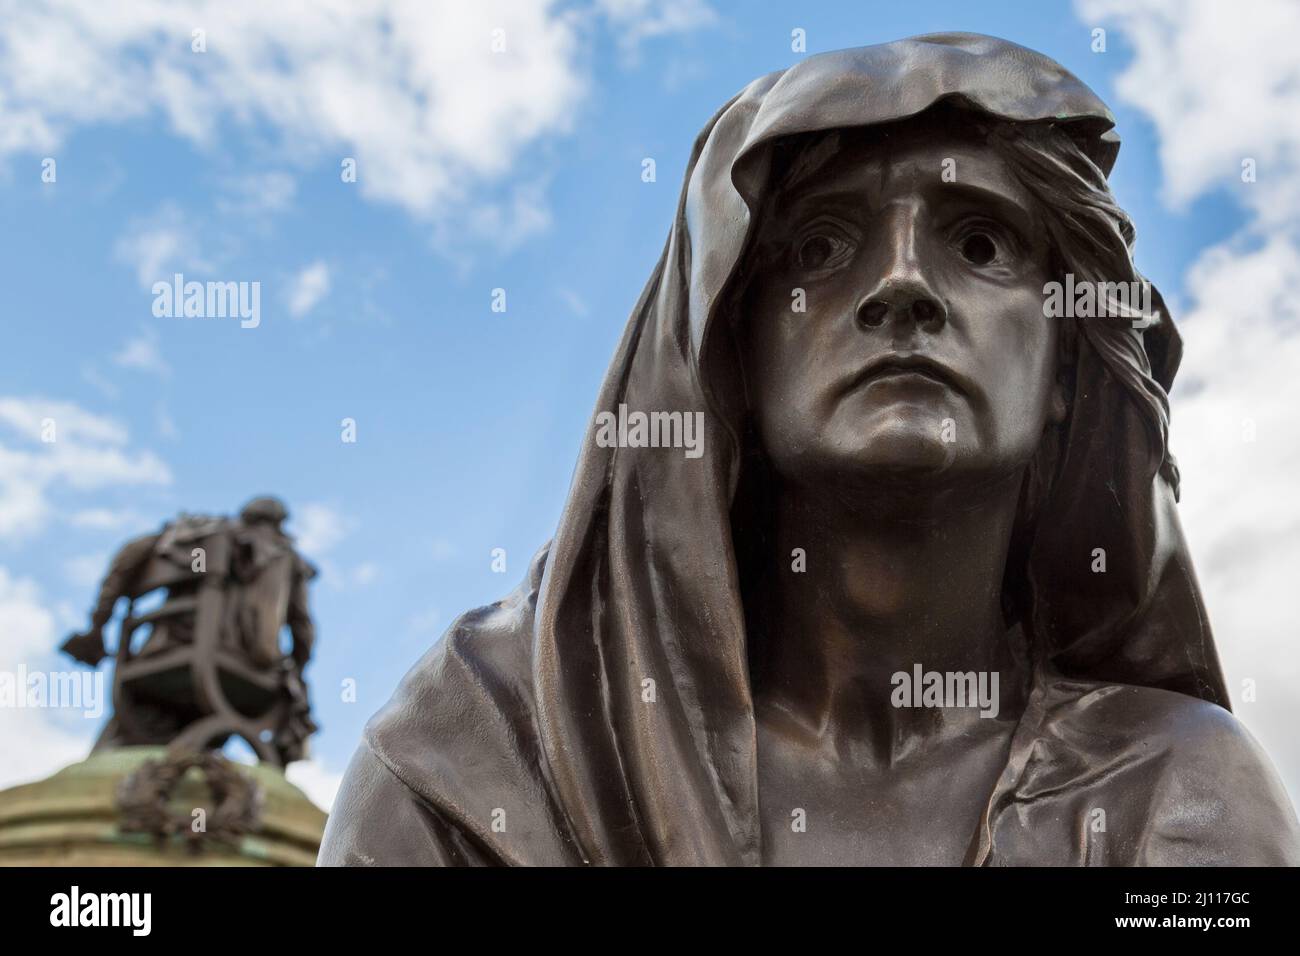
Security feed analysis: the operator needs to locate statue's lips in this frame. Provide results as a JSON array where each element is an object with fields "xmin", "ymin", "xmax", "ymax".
[{"xmin": 846, "ymin": 353, "xmax": 969, "ymax": 396}]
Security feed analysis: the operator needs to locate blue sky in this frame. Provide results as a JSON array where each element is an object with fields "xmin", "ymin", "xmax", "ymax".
[{"xmin": 1, "ymin": 0, "xmax": 1296, "ymax": 810}]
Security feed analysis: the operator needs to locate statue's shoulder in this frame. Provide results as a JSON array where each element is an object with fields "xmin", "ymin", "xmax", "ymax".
[
  {"xmin": 372, "ymin": 541, "xmax": 551, "ymax": 736},
  {"xmin": 325, "ymin": 542, "xmax": 579, "ymax": 864},
  {"xmin": 1052, "ymin": 679, "xmax": 1256, "ymax": 754},
  {"xmin": 1035, "ymin": 678, "xmax": 1300, "ymax": 864},
  {"xmin": 364, "ymin": 543, "xmax": 550, "ymax": 758}
]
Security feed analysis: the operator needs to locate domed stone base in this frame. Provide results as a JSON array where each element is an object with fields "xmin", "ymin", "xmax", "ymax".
[{"xmin": 0, "ymin": 747, "xmax": 326, "ymax": 866}]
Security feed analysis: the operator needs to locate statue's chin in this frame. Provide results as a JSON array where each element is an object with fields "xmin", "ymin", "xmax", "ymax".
[
  {"xmin": 851, "ymin": 438, "xmax": 958, "ymax": 479},
  {"xmin": 770, "ymin": 432, "xmax": 962, "ymax": 492},
  {"xmin": 760, "ymin": 402, "xmax": 987, "ymax": 490},
  {"xmin": 841, "ymin": 413, "xmax": 963, "ymax": 478}
]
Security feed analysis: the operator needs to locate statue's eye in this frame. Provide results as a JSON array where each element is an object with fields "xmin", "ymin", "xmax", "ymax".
[
  {"xmin": 959, "ymin": 231, "xmax": 998, "ymax": 265},
  {"xmin": 794, "ymin": 224, "xmax": 854, "ymax": 272}
]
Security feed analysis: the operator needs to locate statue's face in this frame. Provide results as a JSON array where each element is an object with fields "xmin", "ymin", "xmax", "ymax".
[{"xmin": 741, "ymin": 123, "xmax": 1065, "ymax": 490}]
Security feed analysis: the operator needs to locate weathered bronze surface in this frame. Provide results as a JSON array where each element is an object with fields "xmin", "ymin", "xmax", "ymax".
[
  {"xmin": 63, "ymin": 496, "xmax": 319, "ymax": 768},
  {"xmin": 320, "ymin": 33, "xmax": 1300, "ymax": 865}
]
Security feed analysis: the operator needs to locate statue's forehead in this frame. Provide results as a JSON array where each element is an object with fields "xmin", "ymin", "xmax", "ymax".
[{"xmin": 775, "ymin": 132, "xmax": 1035, "ymax": 221}]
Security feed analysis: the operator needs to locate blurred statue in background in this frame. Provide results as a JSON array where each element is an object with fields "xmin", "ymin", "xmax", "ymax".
[{"xmin": 62, "ymin": 496, "xmax": 318, "ymax": 767}]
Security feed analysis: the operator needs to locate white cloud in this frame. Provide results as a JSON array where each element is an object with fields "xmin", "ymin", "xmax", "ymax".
[
  {"xmin": 290, "ymin": 502, "xmax": 354, "ymax": 557},
  {"xmin": 4, "ymin": 2, "xmax": 542, "ymax": 216},
  {"xmin": 1080, "ymin": 0, "xmax": 1300, "ymax": 221},
  {"xmin": 80, "ymin": 365, "xmax": 119, "ymax": 400},
  {"xmin": 112, "ymin": 327, "xmax": 171, "ymax": 378},
  {"xmin": 0, "ymin": 398, "xmax": 126, "ymax": 445},
  {"xmin": 112, "ymin": 202, "xmax": 210, "ymax": 288},
  {"xmin": 558, "ymin": 287, "xmax": 591, "ymax": 317},
  {"xmin": 0, "ymin": 567, "xmax": 97, "ymax": 791},
  {"xmin": 0, "ymin": 566, "xmax": 58, "ymax": 663},
  {"xmin": 155, "ymin": 404, "xmax": 179, "ymax": 441},
  {"xmin": 285, "ymin": 757, "xmax": 343, "ymax": 812},
  {"xmin": 463, "ymin": 181, "xmax": 553, "ymax": 252},
  {"xmin": 0, "ymin": 1, "xmax": 715, "ymax": 229},
  {"xmin": 1078, "ymin": 0, "xmax": 1300, "ymax": 802},
  {"xmin": 598, "ymin": 0, "xmax": 717, "ymax": 59},
  {"xmin": 64, "ymin": 553, "xmax": 109, "ymax": 588},
  {"xmin": 216, "ymin": 170, "xmax": 297, "ymax": 219},
  {"xmin": 1166, "ymin": 238, "xmax": 1300, "ymax": 802},
  {"xmin": 0, "ymin": 397, "xmax": 170, "ymax": 540},
  {"xmin": 287, "ymin": 260, "xmax": 331, "ymax": 319},
  {"xmin": 0, "ymin": 703, "xmax": 93, "ymax": 791},
  {"xmin": 351, "ymin": 562, "xmax": 379, "ymax": 587},
  {"xmin": 68, "ymin": 507, "xmax": 147, "ymax": 531}
]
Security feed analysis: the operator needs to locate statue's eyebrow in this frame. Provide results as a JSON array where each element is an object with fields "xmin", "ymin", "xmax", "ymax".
[
  {"xmin": 777, "ymin": 187, "xmax": 868, "ymax": 222},
  {"xmin": 768, "ymin": 158, "xmax": 1040, "ymax": 243},
  {"xmin": 926, "ymin": 178, "xmax": 1037, "ymax": 237},
  {"xmin": 773, "ymin": 181, "xmax": 1035, "ymax": 247}
]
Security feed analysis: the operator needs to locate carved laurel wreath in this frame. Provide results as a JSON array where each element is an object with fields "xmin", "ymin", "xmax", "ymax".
[{"xmin": 116, "ymin": 750, "xmax": 264, "ymax": 852}]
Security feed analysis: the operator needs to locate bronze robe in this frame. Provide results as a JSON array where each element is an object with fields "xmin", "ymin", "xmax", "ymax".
[{"xmin": 320, "ymin": 33, "xmax": 1300, "ymax": 866}]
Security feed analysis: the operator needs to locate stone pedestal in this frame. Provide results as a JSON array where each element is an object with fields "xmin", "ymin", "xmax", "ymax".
[{"xmin": 0, "ymin": 747, "xmax": 326, "ymax": 866}]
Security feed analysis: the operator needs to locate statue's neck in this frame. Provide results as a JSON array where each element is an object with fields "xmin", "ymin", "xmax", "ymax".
[{"xmin": 747, "ymin": 471, "xmax": 1026, "ymax": 754}]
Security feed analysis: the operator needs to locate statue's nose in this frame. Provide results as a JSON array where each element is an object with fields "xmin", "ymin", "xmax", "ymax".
[{"xmin": 855, "ymin": 206, "xmax": 947, "ymax": 333}]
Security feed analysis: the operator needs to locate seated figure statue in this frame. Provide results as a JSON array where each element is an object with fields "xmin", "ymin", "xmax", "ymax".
[{"xmin": 320, "ymin": 33, "xmax": 1300, "ymax": 865}]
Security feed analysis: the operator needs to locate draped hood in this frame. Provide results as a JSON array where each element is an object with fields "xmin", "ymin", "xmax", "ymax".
[{"xmin": 320, "ymin": 33, "xmax": 1297, "ymax": 868}]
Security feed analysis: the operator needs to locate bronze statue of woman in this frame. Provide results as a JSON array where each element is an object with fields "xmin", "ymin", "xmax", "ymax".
[{"xmin": 320, "ymin": 33, "xmax": 1300, "ymax": 865}]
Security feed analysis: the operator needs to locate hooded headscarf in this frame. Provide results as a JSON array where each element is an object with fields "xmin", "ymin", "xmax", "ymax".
[{"xmin": 320, "ymin": 33, "xmax": 1297, "ymax": 867}]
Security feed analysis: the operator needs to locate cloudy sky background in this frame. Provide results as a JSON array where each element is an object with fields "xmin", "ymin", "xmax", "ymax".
[{"xmin": 0, "ymin": 0, "xmax": 1296, "ymax": 815}]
